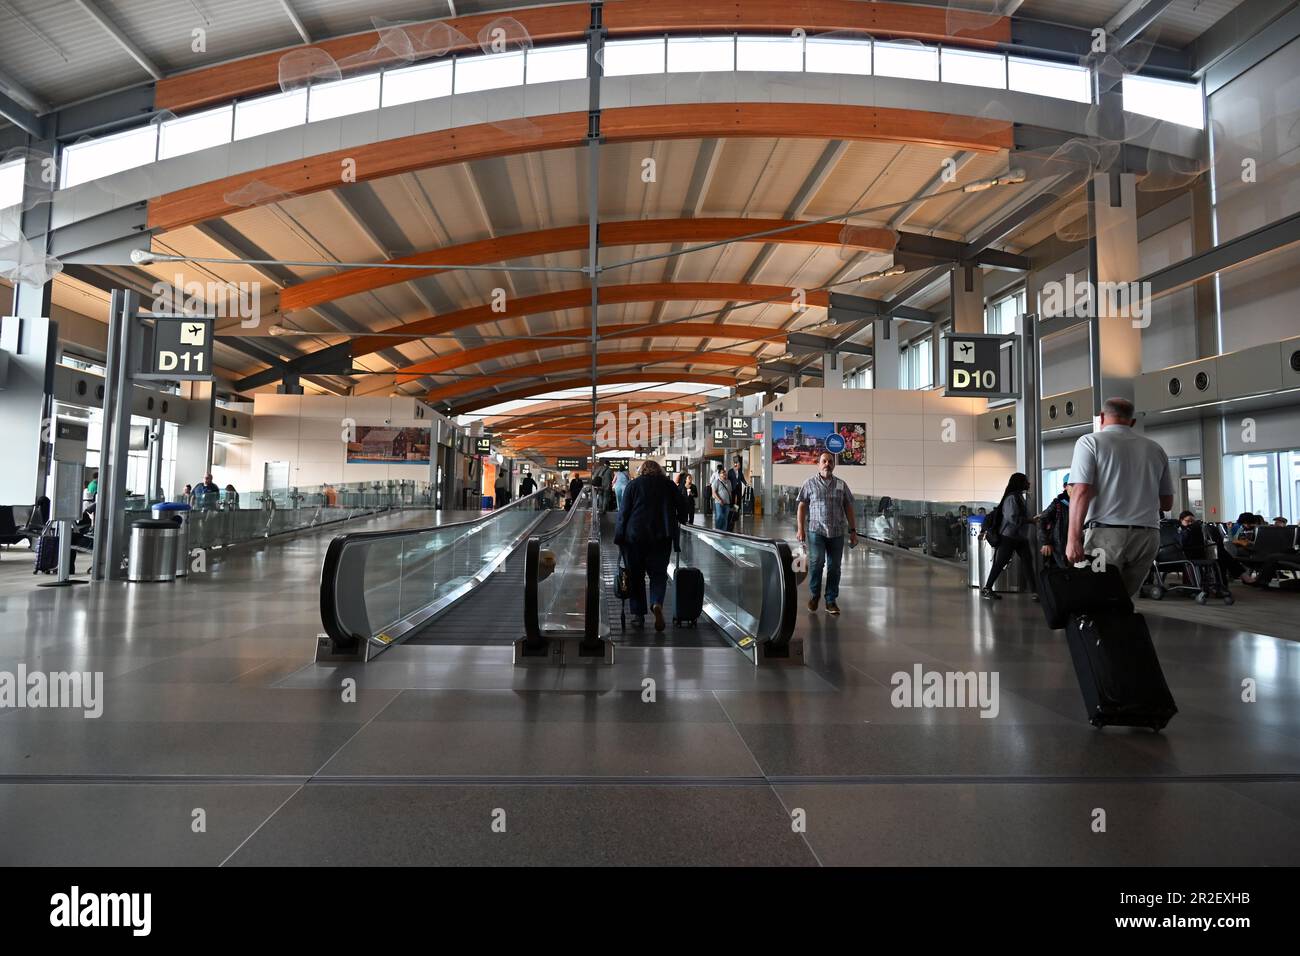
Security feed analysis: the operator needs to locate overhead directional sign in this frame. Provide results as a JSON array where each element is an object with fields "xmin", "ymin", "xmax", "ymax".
[
  {"xmin": 728, "ymin": 415, "xmax": 754, "ymax": 440},
  {"xmin": 944, "ymin": 333, "xmax": 1018, "ymax": 399},
  {"xmin": 475, "ymin": 437, "xmax": 492, "ymax": 455},
  {"xmin": 713, "ymin": 426, "xmax": 730, "ymax": 443},
  {"xmin": 140, "ymin": 316, "xmax": 215, "ymax": 381},
  {"xmin": 556, "ymin": 456, "xmax": 587, "ymax": 470}
]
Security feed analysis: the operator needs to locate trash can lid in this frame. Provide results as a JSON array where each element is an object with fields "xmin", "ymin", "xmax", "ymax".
[
  {"xmin": 132, "ymin": 518, "xmax": 180, "ymax": 528},
  {"xmin": 153, "ymin": 501, "xmax": 191, "ymax": 511}
]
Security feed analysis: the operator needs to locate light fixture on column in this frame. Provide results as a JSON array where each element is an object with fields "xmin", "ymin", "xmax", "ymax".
[
  {"xmin": 962, "ymin": 168, "xmax": 1026, "ymax": 193},
  {"xmin": 858, "ymin": 264, "xmax": 906, "ymax": 283}
]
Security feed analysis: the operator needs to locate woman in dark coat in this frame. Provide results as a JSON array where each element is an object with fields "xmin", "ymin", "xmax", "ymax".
[
  {"xmin": 981, "ymin": 472, "xmax": 1038, "ymax": 599},
  {"xmin": 615, "ymin": 459, "xmax": 683, "ymax": 631}
]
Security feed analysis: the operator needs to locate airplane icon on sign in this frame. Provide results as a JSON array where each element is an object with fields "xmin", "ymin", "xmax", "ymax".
[
  {"xmin": 953, "ymin": 340, "xmax": 975, "ymax": 364},
  {"xmin": 180, "ymin": 323, "xmax": 206, "ymax": 346}
]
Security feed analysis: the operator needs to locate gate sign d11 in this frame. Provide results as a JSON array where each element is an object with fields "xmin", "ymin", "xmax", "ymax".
[
  {"xmin": 140, "ymin": 316, "xmax": 215, "ymax": 381},
  {"xmin": 944, "ymin": 333, "xmax": 1016, "ymax": 399}
]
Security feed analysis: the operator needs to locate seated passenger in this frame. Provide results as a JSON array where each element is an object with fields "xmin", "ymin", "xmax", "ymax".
[{"xmin": 1274, "ymin": 516, "xmax": 1289, "ymax": 527}]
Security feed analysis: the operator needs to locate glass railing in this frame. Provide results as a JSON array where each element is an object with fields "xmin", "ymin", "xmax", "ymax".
[
  {"xmin": 774, "ymin": 485, "xmax": 995, "ymax": 565},
  {"xmin": 673, "ymin": 523, "xmax": 799, "ymax": 664},
  {"xmin": 520, "ymin": 485, "xmax": 606, "ymax": 661},
  {"xmin": 318, "ymin": 490, "xmax": 548, "ymax": 662}
]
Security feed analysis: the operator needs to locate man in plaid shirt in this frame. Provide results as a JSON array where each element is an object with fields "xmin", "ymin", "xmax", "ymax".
[{"xmin": 796, "ymin": 451, "xmax": 859, "ymax": 616}]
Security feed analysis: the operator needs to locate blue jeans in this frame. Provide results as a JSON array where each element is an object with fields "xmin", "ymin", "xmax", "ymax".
[
  {"xmin": 808, "ymin": 531, "xmax": 844, "ymax": 604},
  {"xmin": 713, "ymin": 502, "xmax": 729, "ymax": 531}
]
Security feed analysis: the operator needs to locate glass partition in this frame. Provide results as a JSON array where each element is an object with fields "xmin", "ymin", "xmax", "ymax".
[
  {"xmin": 774, "ymin": 486, "xmax": 997, "ymax": 565},
  {"xmin": 532, "ymin": 489, "xmax": 594, "ymax": 637}
]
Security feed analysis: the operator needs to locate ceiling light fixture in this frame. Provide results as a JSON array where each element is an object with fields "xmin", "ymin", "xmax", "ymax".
[{"xmin": 963, "ymin": 168, "xmax": 1027, "ymax": 193}]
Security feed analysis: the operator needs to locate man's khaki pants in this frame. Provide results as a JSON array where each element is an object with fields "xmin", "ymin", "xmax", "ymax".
[{"xmin": 1083, "ymin": 526, "xmax": 1160, "ymax": 598}]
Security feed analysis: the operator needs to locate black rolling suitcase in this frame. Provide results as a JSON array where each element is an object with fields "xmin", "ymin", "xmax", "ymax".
[
  {"xmin": 33, "ymin": 522, "xmax": 61, "ymax": 574},
  {"xmin": 1065, "ymin": 610, "xmax": 1177, "ymax": 730},
  {"xmin": 672, "ymin": 555, "xmax": 705, "ymax": 627},
  {"xmin": 1041, "ymin": 559, "xmax": 1176, "ymax": 730}
]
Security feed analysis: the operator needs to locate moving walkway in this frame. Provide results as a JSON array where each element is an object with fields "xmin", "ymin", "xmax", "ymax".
[{"xmin": 317, "ymin": 486, "xmax": 800, "ymax": 665}]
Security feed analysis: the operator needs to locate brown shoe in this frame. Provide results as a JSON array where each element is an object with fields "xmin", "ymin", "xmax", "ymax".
[
  {"xmin": 651, "ymin": 603, "xmax": 666, "ymax": 632},
  {"xmin": 826, "ymin": 602, "xmax": 841, "ymax": 616},
  {"xmin": 807, "ymin": 596, "xmax": 819, "ymax": 612}
]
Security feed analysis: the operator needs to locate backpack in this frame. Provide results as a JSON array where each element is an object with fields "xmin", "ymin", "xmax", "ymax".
[{"xmin": 983, "ymin": 501, "xmax": 1005, "ymax": 547}]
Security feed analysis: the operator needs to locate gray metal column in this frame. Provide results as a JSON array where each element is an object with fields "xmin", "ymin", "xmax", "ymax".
[
  {"xmin": 949, "ymin": 264, "xmax": 985, "ymax": 334},
  {"xmin": 585, "ymin": 2, "xmax": 604, "ymax": 494},
  {"xmin": 822, "ymin": 351, "xmax": 843, "ymax": 389},
  {"xmin": 10, "ymin": 132, "xmax": 57, "ymax": 320},
  {"xmin": 1086, "ymin": 172, "xmax": 1143, "ymax": 414},
  {"xmin": 92, "ymin": 290, "xmax": 141, "ymax": 580},
  {"xmin": 871, "ymin": 318, "xmax": 900, "ymax": 389},
  {"xmin": 1015, "ymin": 312, "xmax": 1042, "ymax": 517},
  {"xmin": 0, "ymin": 316, "xmax": 56, "ymax": 504}
]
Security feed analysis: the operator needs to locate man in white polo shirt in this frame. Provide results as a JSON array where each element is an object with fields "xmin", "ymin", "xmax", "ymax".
[{"xmin": 1065, "ymin": 396, "xmax": 1174, "ymax": 597}]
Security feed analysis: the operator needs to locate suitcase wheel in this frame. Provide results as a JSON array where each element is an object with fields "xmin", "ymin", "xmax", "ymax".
[
  {"xmin": 1222, "ymin": 595, "xmax": 1234, "ymax": 606},
  {"xmin": 1194, "ymin": 591, "xmax": 1208, "ymax": 605}
]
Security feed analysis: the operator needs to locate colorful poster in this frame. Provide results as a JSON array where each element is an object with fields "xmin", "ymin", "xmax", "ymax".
[
  {"xmin": 347, "ymin": 426, "xmax": 432, "ymax": 464},
  {"xmin": 771, "ymin": 420, "xmax": 837, "ymax": 465},
  {"xmin": 834, "ymin": 421, "xmax": 867, "ymax": 466}
]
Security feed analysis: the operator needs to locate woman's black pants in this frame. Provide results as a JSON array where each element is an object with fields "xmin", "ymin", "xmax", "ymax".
[{"xmin": 985, "ymin": 538, "xmax": 1038, "ymax": 593}]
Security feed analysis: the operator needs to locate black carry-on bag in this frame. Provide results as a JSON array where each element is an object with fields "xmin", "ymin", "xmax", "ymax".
[
  {"xmin": 672, "ymin": 554, "xmax": 705, "ymax": 627},
  {"xmin": 1041, "ymin": 558, "xmax": 1176, "ymax": 730},
  {"xmin": 615, "ymin": 551, "xmax": 632, "ymax": 630},
  {"xmin": 33, "ymin": 522, "xmax": 61, "ymax": 574},
  {"xmin": 1038, "ymin": 560, "xmax": 1133, "ymax": 630}
]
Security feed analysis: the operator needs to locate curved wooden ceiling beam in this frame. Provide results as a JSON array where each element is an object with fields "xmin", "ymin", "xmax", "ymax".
[
  {"xmin": 393, "ymin": 321, "xmax": 785, "ymax": 382},
  {"xmin": 426, "ymin": 351, "xmax": 757, "ymax": 403},
  {"xmin": 154, "ymin": 1, "xmax": 1009, "ymax": 113},
  {"xmin": 147, "ymin": 104, "xmax": 1012, "ymax": 232},
  {"xmin": 454, "ymin": 373, "xmax": 737, "ymax": 414},
  {"xmin": 281, "ymin": 218, "xmax": 896, "ymax": 313},
  {"xmin": 353, "ymin": 281, "xmax": 828, "ymax": 360}
]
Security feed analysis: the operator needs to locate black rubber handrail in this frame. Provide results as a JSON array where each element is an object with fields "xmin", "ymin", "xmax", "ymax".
[
  {"xmin": 521, "ymin": 484, "xmax": 594, "ymax": 652},
  {"xmin": 319, "ymin": 491, "xmax": 544, "ymax": 658}
]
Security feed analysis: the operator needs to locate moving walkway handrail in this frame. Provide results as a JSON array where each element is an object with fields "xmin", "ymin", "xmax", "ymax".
[
  {"xmin": 521, "ymin": 484, "xmax": 601, "ymax": 650},
  {"xmin": 676, "ymin": 520, "xmax": 799, "ymax": 659},
  {"xmin": 318, "ymin": 490, "xmax": 546, "ymax": 660}
]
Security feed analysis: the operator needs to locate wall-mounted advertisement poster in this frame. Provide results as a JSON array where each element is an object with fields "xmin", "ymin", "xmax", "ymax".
[
  {"xmin": 346, "ymin": 426, "xmax": 433, "ymax": 465},
  {"xmin": 834, "ymin": 422, "xmax": 867, "ymax": 466},
  {"xmin": 773, "ymin": 421, "xmax": 867, "ymax": 465},
  {"xmin": 772, "ymin": 421, "xmax": 835, "ymax": 465}
]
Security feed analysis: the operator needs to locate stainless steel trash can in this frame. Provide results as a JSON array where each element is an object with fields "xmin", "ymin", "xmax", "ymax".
[
  {"xmin": 152, "ymin": 502, "xmax": 191, "ymax": 577},
  {"xmin": 967, "ymin": 518, "xmax": 985, "ymax": 588},
  {"xmin": 128, "ymin": 518, "xmax": 178, "ymax": 583}
]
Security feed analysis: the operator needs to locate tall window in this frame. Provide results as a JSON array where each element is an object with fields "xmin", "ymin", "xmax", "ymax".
[
  {"xmin": 986, "ymin": 288, "xmax": 1025, "ymax": 334},
  {"xmin": 1225, "ymin": 450, "xmax": 1300, "ymax": 522},
  {"xmin": 900, "ymin": 337, "xmax": 933, "ymax": 390}
]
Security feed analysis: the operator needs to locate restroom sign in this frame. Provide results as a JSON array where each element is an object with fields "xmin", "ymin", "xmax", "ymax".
[
  {"xmin": 728, "ymin": 416, "xmax": 753, "ymax": 440},
  {"xmin": 944, "ymin": 333, "xmax": 1017, "ymax": 399},
  {"xmin": 139, "ymin": 316, "xmax": 215, "ymax": 381}
]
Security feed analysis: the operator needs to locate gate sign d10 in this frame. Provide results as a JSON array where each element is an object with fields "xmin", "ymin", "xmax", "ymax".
[
  {"xmin": 728, "ymin": 416, "xmax": 753, "ymax": 440},
  {"xmin": 944, "ymin": 334, "xmax": 1012, "ymax": 398},
  {"xmin": 141, "ymin": 317, "xmax": 215, "ymax": 381}
]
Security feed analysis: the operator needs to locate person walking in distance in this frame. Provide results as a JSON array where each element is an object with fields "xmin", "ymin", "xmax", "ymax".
[
  {"xmin": 1065, "ymin": 396, "xmax": 1174, "ymax": 597},
  {"xmin": 796, "ymin": 451, "xmax": 858, "ymax": 616},
  {"xmin": 683, "ymin": 474, "xmax": 698, "ymax": 526},
  {"xmin": 726, "ymin": 454, "xmax": 747, "ymax": 531},
  {"xmin": 566, "ymin": 473, "xmax": 584, "ymax": 511},
  {"xmin": 615, "ymin": 459, "xmax": 682, "ymax": 631},
  {"xmin": 710, "ymin": 463, "xmax": 732, "ymax": 531},
  {"xmin": 981, "ymin": 472, "xmax": 1039, "ymax": 599}
]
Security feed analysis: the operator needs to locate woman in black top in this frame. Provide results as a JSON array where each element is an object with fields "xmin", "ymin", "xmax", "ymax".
[
  {"xmin": 982, "ymin": 472, "xmax": 1039, "ymax": 599},
  {"xmin": 683, "ymin": 474, "xmax": 698, "ymax": 526}
]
